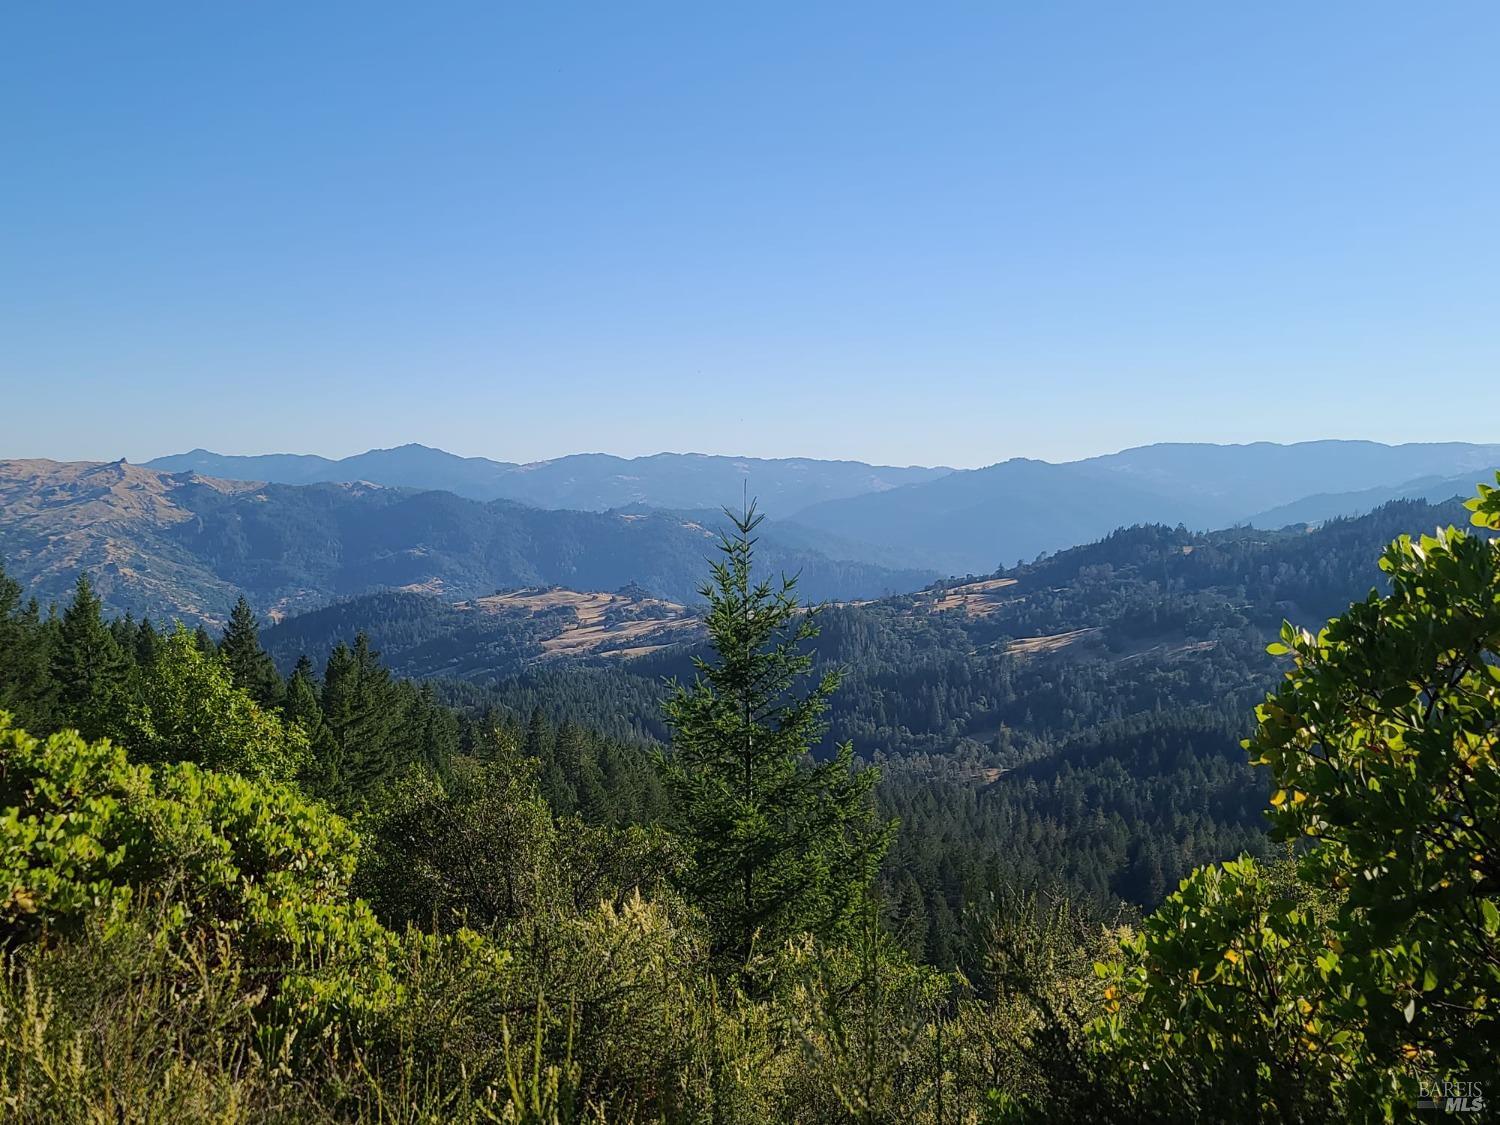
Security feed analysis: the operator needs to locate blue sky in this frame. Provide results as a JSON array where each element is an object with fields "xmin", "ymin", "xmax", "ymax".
[{"xmin": 3, "ymin": 2, "xmax": 1497, "ymax": 468}]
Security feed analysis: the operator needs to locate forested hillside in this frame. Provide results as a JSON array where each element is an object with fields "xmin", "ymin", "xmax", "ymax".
[
  {"xmin": 459, "ymin": 498, "xmax": 1468, "ymax": 757},
  {"xmin": 431, "ymin": 498, "xmax": 1472, "ymax": 951},
  {"xmin": 2, "ymin": 479, "xmax": 1498, "ymax": 1120},
  {"xmin": 251, "ymin": 496, "xmax": 1481, "ymax": 962},
  {"xmin": 263, "ymin": 586, "xmax": 703, "ymax": 682}
]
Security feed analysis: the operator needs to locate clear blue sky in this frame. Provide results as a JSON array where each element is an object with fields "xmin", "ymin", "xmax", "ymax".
[{"xmin": 3, "ymin": 2, "xmax": 1497, "ymax": 468}]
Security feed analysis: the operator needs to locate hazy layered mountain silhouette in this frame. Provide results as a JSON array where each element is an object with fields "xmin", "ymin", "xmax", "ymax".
[
  {"xmin": 788, "ymin": 440, "xmax": 1500, "ymax": 573},
  {"xmin": 1077, "ymin": 441, "xmax": 1500, "ymax": 515},
  {"xmin": 44, "ymin": 440, "xmax": 1500, "ymax": 592},
  {"xmin": 785, "ymin": 458, "xmax": 1224, "ymax": 574},
  {"xmin": 146, "ymin": 445, "xmax": 951, "ymax": 515},
  {"xmin": 149, "ymin": 440, "xmax": 1500, "ymax": 577},
  {"xmin": 1249, "ymin": 467, "xmax": 1500, "ymax": 527}
]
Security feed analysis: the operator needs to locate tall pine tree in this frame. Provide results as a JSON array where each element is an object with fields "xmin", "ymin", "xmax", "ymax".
[
  {"xmin": 134, "ymin": 617, "xmax": 162, "ymax": 667},
  {"xmin": 317, "ymin": 633, "xmax": 406, "ymax": 807},
  {"xmin": 283, "ymin": 653, "xmax": 327, "ymax": 795},
  {"xmin": 0, "ymin": 560, "xmax": 54, "ymax": 729},
  {"xmin": 219, "ymin": 596, "xmax": 285, "ymax": 708},
  {"xmin": 50, "ymin": 574, "xmax": 129, "ymax": 740},
  {"xmin": 660, "ymin": 503, "xmax": 893, "ymax": 968},
  {"xmin": 523, "ymin": 707, "xmax": 550, "ymax": 759},
  {"xmin": 283, "ymin": 654, "xmax": 323, "ymax": 733}
]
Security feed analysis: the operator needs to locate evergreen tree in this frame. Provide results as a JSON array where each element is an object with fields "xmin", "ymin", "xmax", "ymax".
[
  {"xmin": 541, "ymin": 719, "xmax": 587, "ymax": 814},
  {"xmin": 407, "ymin": 681, "xmax": 460, "ymax": 779},
  {"xmin": 109, "ymin": 612, "xmax": 137, "ymax": 653},
  {"xmin": 576, "ymin": 756, "xmax": 611, "ymax": 825},
  {"xmin": 523, "ymin": 706, "xmax": 550, "ymax": 759},
  {"xmin": 541, "ymin": 758, "xmax": 576, "ymax": 816},
  {"xmin": 0, "ymin": 562, "xmax": 54, "ymax": 729},
  {"xmin": 283, "ymin": 655, "xmax": 324, "ymax": 737},
  {"xmin": 314, "ymin": 642, "xmax": 358, "ymax": 800},
  {"xmin": 218, "ymin": 596, "xmax": 284, "ymax": 708},
  {"xmin": 318, "ymin": 633, "xmax": 405, "ymax": 807},
  {"xmin": 660, "ymin": 503, "xmax": 893, "ymax": 968},
  {"xmin": 50, "ymin": 574, "xmax": 129, "ymax": 740},
  {"xmin": 134, "ymin": 617, "xmax": 162, "ymax": 667},
  {"xmin": 555, "ymin": 720, "xmax": 587, "ymax": 779}
]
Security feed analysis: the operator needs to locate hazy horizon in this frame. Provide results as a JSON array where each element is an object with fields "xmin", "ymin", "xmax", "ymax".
[
  {"xmin": 5, "ymin": 4, "xmax": 1499, "ymax": 467},
  {"xmin": 6, "ymin": 433, "xmax": 1499, "ymax": 475}
]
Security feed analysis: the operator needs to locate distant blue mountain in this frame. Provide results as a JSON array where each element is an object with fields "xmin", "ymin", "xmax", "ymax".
[
  {"xmin": 788, "ymin": 441, "xmax": 1500, "ymax": 574},
  {"xmin": 145, "ymin": 445, "xmax": 952, "ymax": 516},
  {"xmin": 145, "ymin": 439, "xmax": 1500, "ymax": 577},
  {"xmin": 1249, "ymin": 467, "xmax": 1500, "ymax": 527}
]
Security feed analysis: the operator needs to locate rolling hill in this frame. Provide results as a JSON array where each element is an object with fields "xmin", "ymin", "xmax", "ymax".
[{"xmin": 261, "ymin": 585, "xmax": 703, "ymax": 680}]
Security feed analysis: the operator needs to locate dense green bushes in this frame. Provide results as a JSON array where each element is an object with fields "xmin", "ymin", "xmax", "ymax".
[
  {"xmin": 1086, "ymin": 480, "xmax": 1500, "ymax": 1120},
  {"xmin": 0, "ymin": 716, "xmax": 401, "ymax": 1029},
  {"xmin": 0, "ymin": 711, "xmax": 1012, "ymax": 1121}
]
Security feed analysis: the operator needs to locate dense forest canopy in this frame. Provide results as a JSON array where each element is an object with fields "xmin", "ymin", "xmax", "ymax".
[{"xmin": 411, "ymin": 499, "xmax": 1470, "ymax": 954}]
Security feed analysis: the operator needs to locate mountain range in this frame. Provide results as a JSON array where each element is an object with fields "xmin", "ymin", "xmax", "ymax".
[
  {"xmin": 145, "ymin": 446, "xmax": 950, "ymax": 516},
  {"xmin": 1246, "ymin": 468, "xmax": 1500, "ymax": 528},
  {"xmin": 784, "ymin": 440, "xmax": 1500, "ymax": 572},
  {"xmin": 146, "ymin": 440, "xmax": 1500, "ymax": 575},
  {"xmin": 6, "ymin": 440, "xmax": 1499, "ymax": 628},
  {"xmin": 0, "ymin": 459, "xmax": 932, "ymax": 625}
]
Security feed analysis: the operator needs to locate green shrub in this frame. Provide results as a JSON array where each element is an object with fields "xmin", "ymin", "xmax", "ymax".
[
  {"xmin": 1091, "ymin": 855, "xmax": 1366, "ymax": 1122},
  {"xmin": 0, "ymin": 713, "xmax": 398, "ymax": 1029},
  {"xmin": 124, "ymin": 625, "xmax": 309, "ymax": 781}
]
